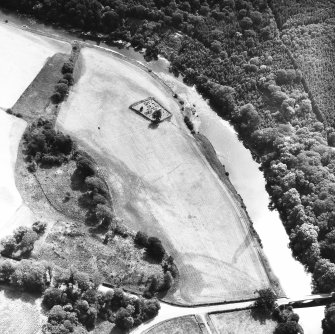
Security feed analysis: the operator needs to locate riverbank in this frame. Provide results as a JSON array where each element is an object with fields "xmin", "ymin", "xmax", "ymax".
[{"xmin": 0, "ymin": 112, "xmax": 34, "ymax": 240}]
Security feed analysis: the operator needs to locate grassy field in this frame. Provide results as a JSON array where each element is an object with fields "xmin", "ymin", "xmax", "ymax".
[
  {"xmin": 56, "ymin": 47, "xmax": 272, "ymax": 305},
  {"xmin": 144, "ymin": 315, "xmax": 204, "ymax": 334},
  {"xmin": 0, "ymin": 23, "xmax": 70, "ymax": 109},
  {"xmin": 0, "ymin": 287, "xmax": 46, "ymax": 334},
  {"xmin": 208, "ymin": 309, "xmax": 277, "ymax": 334}
]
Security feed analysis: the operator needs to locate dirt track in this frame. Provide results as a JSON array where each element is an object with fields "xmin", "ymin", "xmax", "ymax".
[{"xmin": 56, "ymin": 47, "xmax": 272, "ymax": 305}]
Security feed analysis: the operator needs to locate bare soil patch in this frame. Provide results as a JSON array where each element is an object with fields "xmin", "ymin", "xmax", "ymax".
[{"xmin": 56, "ymin": 47, "xmax": 273, "ymax": 305}]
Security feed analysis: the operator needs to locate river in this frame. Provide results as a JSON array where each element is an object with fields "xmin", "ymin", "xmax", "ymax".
[{"xmin": 0, "ymin": 9, "xmax": 324, "ymax": 333}]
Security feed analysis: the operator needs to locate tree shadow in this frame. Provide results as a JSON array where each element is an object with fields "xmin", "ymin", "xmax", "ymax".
[
  {"xmin": 250, "ymin": 307, "xmax": 273, "ymax": 325},
  {"xmin": 71, "ymin": 168, "xmax": 87, "ymax": 192},
  {"xmin": 110, "ymin": 326, "xmax": 123, "ymax": 334},
  {"xmin": 148, "ymin": 122, "xmax": 159, "ymax": 129},
  {"xmin": 1, "ymin": 285, "xmax": 41, "ymax": 306},
  {"xmin": 142, "ymin": 251, "xmax": 162, "ymax": 265}
]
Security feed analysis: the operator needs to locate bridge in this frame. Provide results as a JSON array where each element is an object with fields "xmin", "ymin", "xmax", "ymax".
[
  {"xmin": 279, "ymin": 293, "xmax": 334, "ymax": 309},
  {"xmin": 130, "ymin": 293, "xmax": 334, "ymax": 334}
]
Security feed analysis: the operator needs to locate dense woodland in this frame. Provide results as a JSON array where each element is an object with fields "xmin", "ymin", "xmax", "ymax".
[{"xmin": 3, "ymin": 0, "xmax": 335, "ymax": 325}]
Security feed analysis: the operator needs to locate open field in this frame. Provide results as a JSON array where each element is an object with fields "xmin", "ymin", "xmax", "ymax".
[
  {"xmin": 56, "ymin": 47, "xmax": 272, "ymax": 305},
  {"xmin": 144, "ymin": 315, "xmax": 204, "ymax": 334},
  {"xmin": 0, "ymin": 23, "xmax": 70, "ymax": 109},
  {"xmin": 0, "ymin": 112, "xmax": 34, "ymax": 239},
  {"xmin": 208, "ymin": 309, "xmax": 277, "ymax": 334},
  {"xmin": 0, "ymin": 287, "xmax": 46, "ymax": 334}
]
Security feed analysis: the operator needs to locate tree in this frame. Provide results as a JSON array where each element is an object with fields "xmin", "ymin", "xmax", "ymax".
[
  {"xmin": 95, "ymin": 204, "xmax": 114, "ymax": 228},
  {"xmin": 32, "ymin": 221, "xmax": 47, "ymax": 234},
  {"xmin": 20, "ymin": 229, "xmax": 39, "ymax": 255},
  {"xmin": 323, "ymin": 302, "xmax": 335, "ymax": 334},
  {"xmin": 55, "ymin": 83, "xmax": 69, "ymax": 99},
  {"xmin": 63, "ymin": 73, "xmax": 74, "ymax": 86},
  {"xmin": 147, "ymin": 237, "xmax": 165, "ymax": 261},
  {"xmin": 208, "ymin": 84, "xmax": 235, "ymax": 115},
  {"xmin": 134, "ymin": 231, "xmax": 149, "ymax": 247},
  {"xmin": 240, "ymin": 16, "xmax": 253, "ymax": 29},
  {"xmin": 253, "ymin": 288, "xmax": 277, "ymax": 316},
  {"xmin": 115, "ymin": 308, "xmax": 134, "ymax": 330},
  {"xmin": 141, "ymin": 298, "xmax": 160, "ymax": 321},
  {"xmin": 161, "ymin": 271, "xmax": 173, "ymax": 291},
  {"xmin": 62, "ymin": 61, "xmax": 74, "ymax": 74},
  {"xmin": 172, "ymin": 12, "xmax": 183, "ymax": 25},
  {"xmin": 1, "ymin": 236, "xmax": 16, "ymax": 257},
  {"xmin": 238, "ymin": 103, "xmax": 261, "ymax": 133},
  {"xmin": 274, "ymin": 321, "xmax": 304, "ymax": 334},
  {"xmin": 0, "ymin": 260, "xmax": 15, "ymax": 282},
  {"xmin": 76, "ymin": 156, "xmax": 95, "ymax": 177},
  {"xmin": 250, "ymin": 11, "xmax": 262, "ymax": 25},
  {"xmin": 313, "ymin": 258, "xmax": 335, "ymax": 293},
  {"xmin": 11, "ymin": 260, "xmax": 48, "ymax": 293},
  {"xmin": 85, "ymin": 176, "xmax": 108, "ymax": 196},
  {"xmin": 276, "ymin": 69, "xmax": 288, "ymax": 85},
  {"xmin": 152, "ymin": 109, "xmax": 162, "ymax": 124},
  {"xmin": 210, "ymin": 40, "xmax": 222, "ymax": 54},
  {"xmin": 43, "ymin": 287, "xmax": 64, "ymax": 309}
]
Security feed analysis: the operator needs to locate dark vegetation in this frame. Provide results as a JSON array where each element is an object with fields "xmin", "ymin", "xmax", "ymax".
[
  {"xmin": 24, "ymin": 117, "xmax": 74, "ymax": 170},
  {"xmin": 253, "ymin": 288, "xmax": 304, "ymax": 334},
  {"xmin": 0, "ymin": 222, "xmax": 46, "ymax": 259},
  {"xmin": 0, "ymin": 259, "xmax": 160, "ymax": 333},
  {"xmin": 42, "ymin": 268, "xmax": 160, "ymax": 333},
  {"xmin": 323, "ymin": 302, "xmax": 335, "ymax": 334}
]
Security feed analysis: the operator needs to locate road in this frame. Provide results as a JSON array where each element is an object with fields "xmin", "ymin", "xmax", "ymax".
[{"xmin": 131, "ymin": 294, "xmax": 333, "ymax": 334}]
